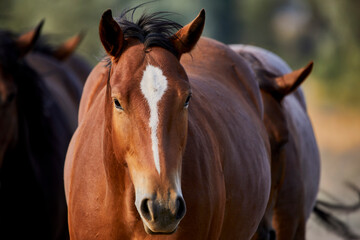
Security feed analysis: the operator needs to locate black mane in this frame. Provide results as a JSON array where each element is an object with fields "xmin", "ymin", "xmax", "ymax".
[{"xmin": 114, "ymin": 6, "xmax": 182, "ymax": 56}]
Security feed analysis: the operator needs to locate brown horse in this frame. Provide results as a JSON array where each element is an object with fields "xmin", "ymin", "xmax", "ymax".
[
  {"xmin": 65, "ymin": 8, "xmax": 271, "ymax": 239},
  {"xmin": 0, "ymin": 23, "xmax": 82, "ymax": 239},
  {"xmin": 230, "ymin": 44, "xmax": 320, "ymax": 240}
]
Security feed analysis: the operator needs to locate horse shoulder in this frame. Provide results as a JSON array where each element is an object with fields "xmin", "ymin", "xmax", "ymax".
[
  {"xmin": 180, "ymin": 54, "xmax": 270, "ymax": 238},
  {"xmin": 183, "ymin": 93, "xmax": 270, "ymax": 239},
  {"xmin": 64, "ymin": 104, "xmax": 109, "ymax": 236}
]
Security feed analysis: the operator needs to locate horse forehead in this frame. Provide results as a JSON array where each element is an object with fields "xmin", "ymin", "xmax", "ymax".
[
  {"xmin": 140, "ymin": 65, "xmax": 168, "ymax": 101},
  {"xmin": 112, "ymin": 45, "xmax": 187, "ymax": 99}
]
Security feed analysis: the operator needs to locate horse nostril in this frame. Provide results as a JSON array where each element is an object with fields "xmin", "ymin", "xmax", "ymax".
[
  {"xmin": 269, "ymin": 229, "xmax": 276, "ymax": 240},
  {"xmin": 176, "ymin": 197, "xmax": 186, "ymax": 220},
  {"xmin": 140, "ymin": 199, "xmax": 152, "ymax": 221}
]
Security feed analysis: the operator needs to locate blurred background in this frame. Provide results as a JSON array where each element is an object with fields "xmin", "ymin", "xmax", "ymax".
[{"xmin": 1, "ymin": 0, "xmax": 359, "ymax": 238}]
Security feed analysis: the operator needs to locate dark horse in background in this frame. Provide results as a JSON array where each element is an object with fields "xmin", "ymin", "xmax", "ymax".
[
  {"xmin": 29, "ymin": 28, "xmax": 92, "ymax": 130},
  {"xmin": 0, "ymin": 22, "xmax": 89, "ymax": 240}
]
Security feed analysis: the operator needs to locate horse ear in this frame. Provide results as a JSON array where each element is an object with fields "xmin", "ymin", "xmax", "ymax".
[
  {"xmin": 52, "ymin": 32, "xmax": 85, "ymax": 61},
  {"xmin": 16, "ymin": 19, "xmax": 44, "ymax": 57},
  {"xmin": 170, "ymin": 9, "xmax": 205, "ymax": 58},
  {"xmin": 274, "ymin": 61, "xmax": 313, "ymax": 97},
  {"xmin": 99, "ymin": 9, "xmax": 124, "ymax": 58}
]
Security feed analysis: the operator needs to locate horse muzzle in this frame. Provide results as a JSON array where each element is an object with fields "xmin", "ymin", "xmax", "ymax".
[{"xmin": 136, "ymin": 194, "xmax": 186, "ymax": 235}]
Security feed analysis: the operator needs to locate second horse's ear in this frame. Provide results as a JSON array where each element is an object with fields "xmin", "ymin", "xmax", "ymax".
[
  {"xmin": 259, "ymin": 61, "xmax": 313, "ymax": 101},
  {"xmin": 16, "ymin": 20, "xmax": 44, "ymax": 57},
  {"xmin": 170, "ymin": 9, "xmax": 205, "ymax": 59},
  {"xmin": 99, "ymin": 9, "xmax": 124, "ymax": 58},
  {"xmin": 274, "ymin": 61, "xmax": 313, "ymax": 97},
  {"xmin": 53, "ymin": 32, "xmax": 85, "ymax": 61}
]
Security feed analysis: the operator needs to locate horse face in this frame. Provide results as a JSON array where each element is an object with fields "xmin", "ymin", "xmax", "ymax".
[
  {"xmin": 0, "ymin": 67, "xmax": 18, "ymax": 167},
  {"xmin": 109, "ymin": 44, "xmax": 190, "ymax": 234},
  {"xmin": 99, "ymin": 9, "xmax": 204, "ymax": 234}
]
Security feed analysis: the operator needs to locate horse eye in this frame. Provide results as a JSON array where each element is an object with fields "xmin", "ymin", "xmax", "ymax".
[
  {"xmin": 184, "ymin": 94, "xmax": 191, "ymax": 108},
  {"xmin": 113, "ymin": 98, "xmax": 124, "ymax": 110}
]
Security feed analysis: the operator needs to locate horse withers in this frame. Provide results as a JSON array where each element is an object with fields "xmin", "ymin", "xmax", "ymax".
[
  {"xmin": 65, "ymin": 8, "xmax": 271, "ymax": 239},
  {"xmin": 231, "ymin": 44, "xmax": 320, "ymax": 240}
]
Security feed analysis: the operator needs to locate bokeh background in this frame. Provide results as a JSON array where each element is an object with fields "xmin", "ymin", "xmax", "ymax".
[{"xmin": 1, "ymin": 0, "xmax": 359, "ymax": 238}]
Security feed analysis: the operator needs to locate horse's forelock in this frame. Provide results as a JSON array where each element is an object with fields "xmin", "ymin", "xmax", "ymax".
[{"xmin": 113, "ymin": 5, "xmax": 182, "ymax": 57}]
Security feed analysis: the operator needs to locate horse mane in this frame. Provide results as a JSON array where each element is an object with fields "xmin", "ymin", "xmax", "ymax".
[{"xmin": 108, "ymin": 5, "xmax": 182, "ymax": 59}]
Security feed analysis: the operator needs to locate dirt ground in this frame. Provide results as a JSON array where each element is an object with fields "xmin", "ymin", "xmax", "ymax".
[{"xmin": 303, "ymin": 81, "xmax": 360, "ymax": 239}]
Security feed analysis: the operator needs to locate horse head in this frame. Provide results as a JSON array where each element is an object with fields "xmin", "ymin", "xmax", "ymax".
[
  {"xmin": 0, "ymin": 21, "xmax": 43, "ymax": 167},
  {"xmin": 98, "ymin": 9, "xmax": 205, "ymax": 234}
]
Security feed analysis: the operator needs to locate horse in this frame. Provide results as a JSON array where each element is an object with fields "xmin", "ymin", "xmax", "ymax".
[
  {"xmin": 230, "ymin": 44, "xmax": 320, "ymax": 240},
  {"xmin": 64, "ymin": 7, "xmax": 271, "ymax": 239},
  {"xmin": 0, "ymin": 22, "xmax": 82, "ymax": 240}
]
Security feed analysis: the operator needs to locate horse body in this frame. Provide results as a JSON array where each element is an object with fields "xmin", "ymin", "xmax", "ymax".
[
  {"xmin": 231, "ymin": 44, "xmax": 320, "ymax": 240},
  {"xmin": 65, "ymin": 10, "xmax": 270, "ymax": 240}
]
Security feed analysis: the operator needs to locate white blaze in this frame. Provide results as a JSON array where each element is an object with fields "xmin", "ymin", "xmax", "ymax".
[{"xmin": 140, "ymin": 65, "xmax": 168, "ymax": 175}]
